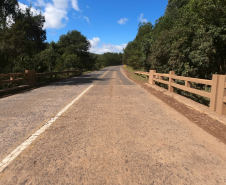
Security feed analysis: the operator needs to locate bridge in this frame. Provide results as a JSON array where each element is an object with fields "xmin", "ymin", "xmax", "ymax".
[{"xmin": 0, "ymin": 66, "xmax": 226, "ymax": 184}]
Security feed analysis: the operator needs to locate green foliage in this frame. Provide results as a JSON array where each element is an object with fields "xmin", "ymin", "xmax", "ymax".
[
  {"xmin": 0, "ymin": 1, "xmax": 123, "ymax": 77},
  {"xmin": 57, "ymin": 30, "xmax": 90, "ymax": 54},
  {"xmin": 0, "ymin": 0, "xmax": 18, "ymax": 28},
  {"xmin": 123, "ymin": 0, "xmax": 226, "ymax": 78},
  {"xmin": 36, "ymin": 41, "xmax": 59, "ymax": 72},
  {"xmin": 95, "ymin": 52, "xmax": 123, "ymax": 69},
  {"xmin": 0, "ymin": 1, "xmax": 46, "ymax": 73},
  {"xmin": 123, "ymin": 22, "xmax": 154, "ymax": 71},
  {"xmin": 55, "ymin": 30, "xmax": 96, "ymax": 71}
]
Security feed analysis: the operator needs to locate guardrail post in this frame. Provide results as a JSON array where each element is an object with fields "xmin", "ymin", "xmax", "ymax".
[
  {"xmin": 10, "ymin": 75, "xmax": 15, "ymax": 81},
  {"xmin": 216, "ymin": 75, "xmax": 226, "ymax": 115},
  {"xmin": 149, "ymin": 70, "xmax": 156, "ymax": 85},
  {"xmin": 185, "ymin": 81, "xmax": 191, "ymax": 88},
  {"xmin": 210, "ymin": 74, "xmax": 219, "ymax": 112},
  {"xmin": 25, "ymin": 70, "xmax": 36, "ymax": 86},
  {"xmin": 168, "ymin": 71, "xmax": 175, "ymax": 92}
]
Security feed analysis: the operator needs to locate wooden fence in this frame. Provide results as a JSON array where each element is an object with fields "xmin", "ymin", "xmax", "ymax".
[
  {"xmin": 0, "ymin": 73, "xmax": 26, "ymax": 85},
  {"xmin": 135, "ymin": 70, "xmax": 226, "ymax": 115},
  {"xmin": 0, "ymin": 70, "xmax": 80, "ymax": 90}
]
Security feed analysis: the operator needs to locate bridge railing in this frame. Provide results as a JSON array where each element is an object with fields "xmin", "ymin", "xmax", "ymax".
[
  {"xmin": 0, "ymin": 70, "xmax": 81, "ymax": 92},
  {"xmin": 0, "ymin": 73, "xmax": 26, "ymax": 85},
  {"xmin": 135, "ymin": 70, "xmax": 226, "ymax": 115}
]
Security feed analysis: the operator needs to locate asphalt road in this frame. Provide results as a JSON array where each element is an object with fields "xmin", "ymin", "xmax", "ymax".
[
  {"xmin": 0, "ymin": 67, "xmax": 119, "ymax": 161},
  {"xmin": 1, "ymin": 66, "xmax": 226, "ymax": 184}
]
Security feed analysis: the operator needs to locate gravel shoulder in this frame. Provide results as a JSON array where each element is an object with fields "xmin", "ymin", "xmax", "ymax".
[{"xmin": 1, "ymin": 66, "xmax": 226, "ymax": 184}]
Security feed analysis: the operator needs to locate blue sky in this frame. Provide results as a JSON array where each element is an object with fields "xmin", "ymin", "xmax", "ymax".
[{"xmin": 19, "ymin": 0, "xmax": 168, "ymax": 54}]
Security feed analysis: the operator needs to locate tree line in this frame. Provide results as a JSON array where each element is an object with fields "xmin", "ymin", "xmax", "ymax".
[
  {"xmin": 123, "ymin": 0, "xmax": 226, "ymax": 80},
  {"xmin": 0, "ymin": 0, "xmax": 122, "ymax": 74}
]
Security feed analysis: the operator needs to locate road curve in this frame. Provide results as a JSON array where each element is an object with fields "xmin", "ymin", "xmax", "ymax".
[{"xmin": 1, "ymin": 66, "xmax": 226, "ymax": 184}]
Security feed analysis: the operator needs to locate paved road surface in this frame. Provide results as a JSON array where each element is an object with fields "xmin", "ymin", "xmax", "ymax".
[
  {"xmin": 0, "ymin": 67, "xmax": 114, "ymax": 161},
  {"xmin": 0, "ymin": 66, "xmax": 226, "ymax": 184}
]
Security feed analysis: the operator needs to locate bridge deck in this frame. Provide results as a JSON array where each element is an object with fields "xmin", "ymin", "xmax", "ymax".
[{"xmin": 0, "ymin": 66, "xmax": 226, "ymax": 184}]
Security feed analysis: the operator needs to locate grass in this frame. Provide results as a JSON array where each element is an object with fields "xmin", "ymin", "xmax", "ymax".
[{"xmin": 124, "ymin": 66, "xmax": 149, "ymax": 83}]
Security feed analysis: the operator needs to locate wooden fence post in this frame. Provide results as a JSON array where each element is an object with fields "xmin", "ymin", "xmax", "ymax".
[
  {"xmin": 149, "ymin": 70, "xmax": 156, "ymax": 85},
  {"xmin": 185, "ymin": 81, "xmax": 191, "ymax": 88},
  {"xmin": 210, "ymin": 74, "xmax": 219, "ymax": 112},
  {"xmin": 10, "ymin": 75, "xmax": 15, "ymax": 81},
  {"xmin": 216, "ymin": 75, "xmax": 226, "ymax": 115},
  {"xmin": 25, "ymin": 70, "xmax": 36, "ymax": 86},
  {"xmin": 168, "ymin": 71, "xmax": 175, "ymax": 92}
]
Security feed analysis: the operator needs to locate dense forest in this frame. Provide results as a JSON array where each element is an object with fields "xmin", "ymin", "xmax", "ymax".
[
  {"xmin": 123, "ymin": 0, "xmax": 226, "ymax": 80},
  {"xmin": 0, "ymin": 0, "xmax": 122, "ymax": 74}
]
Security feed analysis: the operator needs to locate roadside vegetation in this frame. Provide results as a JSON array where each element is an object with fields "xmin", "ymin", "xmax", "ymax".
[
  {"xmin": 0, "ymin": 0, "xmax": 122, "ymax": 74},
  {"xmin": 124, "ymin": 66, "xmax": 210, "ymax": 106},
  {"xmin": 0, "ymin": 0, "xmax": 122, "ymax": 89},
  {"xmin": 123, "ymin": 0, "xmax": 226, "ymax": 78},
  {"xmin": 123, "ymin": 0, "xmax": 226, "ymax": 106}
]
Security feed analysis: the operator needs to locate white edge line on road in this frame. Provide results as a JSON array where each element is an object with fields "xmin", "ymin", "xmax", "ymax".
[{"xmin": 0, "ymin": 84, "xmax": 94, "ymax": 173}]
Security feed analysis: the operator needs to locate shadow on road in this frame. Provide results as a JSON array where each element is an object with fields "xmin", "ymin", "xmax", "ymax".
[{"xmin": 0, "ymin": 72, "xmax": 112, "ymax": 99}]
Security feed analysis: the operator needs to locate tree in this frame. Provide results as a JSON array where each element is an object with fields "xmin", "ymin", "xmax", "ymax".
[
  {"xmin": 58, "ymin": 30, "xmax": 90, "ymax": 54},
  {"xmin": 0, "ymin": 2, "xmax": 46, "ymax": 73},
  {"xmin": 37, "ymin": 41, "xmax": 59, "ymax": 72},
  {"xmin": 123, "ymin": 0, "xmax": 226, "ymax": 78},
  {"xmin": 57, "ymin": 30, "xmax": 91, "ymax": 70},
  {"xmin": 0, "ymin": 0, "xmax": 18, "ymax": 28}
]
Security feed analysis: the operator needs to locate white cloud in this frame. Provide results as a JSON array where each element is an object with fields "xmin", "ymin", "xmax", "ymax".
[
  {"xmin": 35, "ymin": 0, "xmax": 46, "ymax": 6},
  {"xmin": 7, "ymin": 3, "xmax": 40, "ymax": 27},
  {"xmin": 89, "ymin": 37, "xmax": 127, "ymax": 54},
  {"xmin": 71, "ymin": 0, "xmax": 80, "ymax": 11},
  {"xmin": 117, "ymin": 18, "xmax": 128, "ymax": 25},
  {"xmin": 86, "ymin": 5, "xmax": 89, "ymax": 8},
  {"xmin": 44, "ymin": 3, "xmax": 68, "ymax": 29},
  {"xmin": 31, "ymin": 0, "xmax": 81, "ymax": 29},
  {"xmin": 18, "ymin": 2, "xmax": 40, "ymax": 15},
  {"xmin": 89, "ymin": 37, "xmax": 100, "ymax": 47},
  {"xmin": 138, "ymin": 13, "xmax": 148, "ymax": 23},
  {"xmin": 79, "ymin": 15, "xmax": 90, "ymax": 24}
]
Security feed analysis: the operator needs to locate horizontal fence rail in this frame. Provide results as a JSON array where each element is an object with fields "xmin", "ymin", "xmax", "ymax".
[
  {"xmin": 171, "ymin": 75, "xmax": 212, "ymax": 99},
  {"xmin": 134, "ymin": 70, "xmax": 226, "ymax": 115},
  {"xmin": 0, "ymin": 70, "xmax": 81, "ymax": 92},
  {"xmin": 0, "ymin": 73, "xmax": 26, "ymax": 85}
]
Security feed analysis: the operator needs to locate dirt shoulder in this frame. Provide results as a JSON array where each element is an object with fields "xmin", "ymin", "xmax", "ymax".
[{"xmin": 122, "ymin": 67, "xmax": 226, "ymax": 145}]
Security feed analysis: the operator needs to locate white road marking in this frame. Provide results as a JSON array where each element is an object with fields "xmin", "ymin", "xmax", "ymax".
[{"xmin": 0, "ymin": 84, "xmax": 94, "ymax": 173}]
